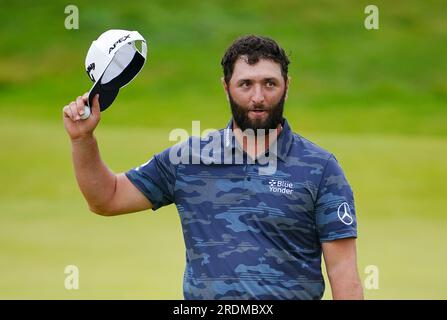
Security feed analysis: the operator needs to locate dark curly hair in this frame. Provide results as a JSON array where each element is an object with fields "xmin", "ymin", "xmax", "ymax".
[{"xmin": 221, "ymin": 35, "xmax": 290, "ymax": 84}]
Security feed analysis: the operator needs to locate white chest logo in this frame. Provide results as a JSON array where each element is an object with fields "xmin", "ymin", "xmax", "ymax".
[
  {"xmin": 268, "ymin": 179, "xmax": 293, "ymax": 195},
  {"xmin": 337, "ymin": 202, "xmax": 354, "ymax": 225}
]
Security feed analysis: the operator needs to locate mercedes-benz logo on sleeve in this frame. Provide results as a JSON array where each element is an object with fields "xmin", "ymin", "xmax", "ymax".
[{"xmin": 337, "ymin": 202, "xmax": 354, "ymax": 225}]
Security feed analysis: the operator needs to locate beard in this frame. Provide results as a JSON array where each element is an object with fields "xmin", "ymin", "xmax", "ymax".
[{"xmin": 229, "ymin": 89, "xmax": 286, "ymax": 134}]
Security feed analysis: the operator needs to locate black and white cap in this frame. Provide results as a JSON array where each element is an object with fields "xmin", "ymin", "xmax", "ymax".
[{"xmin": 85, "ymin": 29, "xmax": 147, "ymax": 111}]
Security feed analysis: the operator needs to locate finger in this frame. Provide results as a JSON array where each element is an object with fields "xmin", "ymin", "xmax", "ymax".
[
  {"xmin": 79, "ymin": 105, "xmax": 91, "ymax": 120},
  {"xmin": 69, "ymin": 102, "xmax": 80, "ymax": 121},
  {"xmin": 63, "ymin": 105, "xmax": 72, "ymax": 119},
  {"xmin": 76, "ymin": 96, "xmax": 86, "ymax": 116},
  {"xmin": 65, "ymin": 102, "xmax": 76, "ymax": 121},
  {"xmin": 81, "ymin": 92, "xmax": 89, "ymax": 107},
  {"xmin": 91, "ymin": 94, "xmax": 100, "ymax": 118}
]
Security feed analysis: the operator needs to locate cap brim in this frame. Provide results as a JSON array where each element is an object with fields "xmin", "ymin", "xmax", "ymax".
[
  {"xmin": 88, "ymin": 77, "xmax": 119, "ymax": 112},
  {"xmin": 105, "ymin": 50, "xmax": 146, "ymax": 89},
  {"xmin": 87, "ymin": 49, "xmax": 145, "ymax": 112}
]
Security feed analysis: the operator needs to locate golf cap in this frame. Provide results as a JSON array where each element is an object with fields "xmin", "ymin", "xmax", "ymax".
[{"xmin": 85, "ymin": 29, "xmax": 147, "ymax": 111}]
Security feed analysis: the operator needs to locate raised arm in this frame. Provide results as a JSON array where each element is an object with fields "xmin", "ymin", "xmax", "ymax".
[{"xmin": 62, "ymin": 93, "xmax": 152, "ymax": 216}]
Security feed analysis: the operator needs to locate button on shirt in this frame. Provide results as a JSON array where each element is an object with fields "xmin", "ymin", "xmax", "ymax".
[{"xmin": 125, "ymin": 118, "xmax": 357, "ymax": 300}]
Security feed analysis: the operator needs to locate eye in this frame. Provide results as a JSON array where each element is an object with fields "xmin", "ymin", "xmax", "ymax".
[
  {"xmin": 266, "ymin": 80, "xmax": 276, "ymax": 88},
  {"xmin": 240, "ymin": 81, "xmax": 251, "ymax": 88}
]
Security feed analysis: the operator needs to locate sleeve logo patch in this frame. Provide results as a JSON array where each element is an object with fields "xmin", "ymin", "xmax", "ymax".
[{"xmin": 337, "ymin": 202, "xmax": 354, "ymax": 225}]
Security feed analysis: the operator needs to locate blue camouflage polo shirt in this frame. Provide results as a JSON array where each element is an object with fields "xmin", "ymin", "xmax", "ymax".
[{"xmin": 125, "ymin": 118, "xmax": 357, "ymax": 300}]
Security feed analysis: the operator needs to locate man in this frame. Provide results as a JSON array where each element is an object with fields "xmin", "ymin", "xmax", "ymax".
[{"xmin": 62, "ymin": 35, "xmax": 363, "ymax": 300}]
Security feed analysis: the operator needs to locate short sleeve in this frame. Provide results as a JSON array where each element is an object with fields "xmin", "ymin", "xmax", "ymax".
[
  {"xmin": 315, "ymin": 154, "xmax": 357, "ymax": 242},
  {"xmin": 125, "ymin": 147, "xmax": 176, "ymax": 211}
]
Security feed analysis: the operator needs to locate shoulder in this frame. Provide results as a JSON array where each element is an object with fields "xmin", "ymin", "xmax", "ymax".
[
  {"xmin": 290, "ymin": 133, "xmax": 350, "ymax": 185},
  {"xmin": 283, "ymin": 132, "xmax": 347, "ymax": 190},
  {"xmin": 289, "ymin": 132, "xmax": 334, "ymax": 162}
]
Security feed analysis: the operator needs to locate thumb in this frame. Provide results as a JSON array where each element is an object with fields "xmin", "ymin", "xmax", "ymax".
[{"xmin": 91, "ymin": 94, "xmax": 101, "ymax": 118}]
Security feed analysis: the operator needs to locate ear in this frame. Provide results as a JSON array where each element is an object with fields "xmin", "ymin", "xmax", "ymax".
[
  {"xmin": 285, "ymin": 76, "xmax": 291, "ymax": 100},
  {"xmin": 221, "ymin": 77, "xmax": 229, "ymax": 102}
]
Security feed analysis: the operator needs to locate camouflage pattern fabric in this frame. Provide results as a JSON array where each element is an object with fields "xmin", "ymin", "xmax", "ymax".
[{"xmin": 125, "ymin": 118, "xmax": 357, "ymax": 300}]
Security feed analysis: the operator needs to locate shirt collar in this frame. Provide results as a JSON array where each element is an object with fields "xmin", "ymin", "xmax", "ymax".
[{"xmin": 223, "ymin": 117, "xmax": 293, "ymax": 162}]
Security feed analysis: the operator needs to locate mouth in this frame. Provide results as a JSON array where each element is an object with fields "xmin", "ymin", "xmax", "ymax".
[{"xmin": 248, "ymin": 109, "xmax": 268, "ymax": 117}]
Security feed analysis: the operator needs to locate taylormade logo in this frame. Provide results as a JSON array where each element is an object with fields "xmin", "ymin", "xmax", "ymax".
[
  {"xmin": 268, "ymin": 179, "xmax": 293, "ymax": 195},
  {"xmin": 86, "ymin": 63, "xmax": 95, "ymax": 81}
]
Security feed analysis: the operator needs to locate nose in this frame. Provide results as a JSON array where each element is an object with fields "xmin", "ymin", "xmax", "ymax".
[{"xmin": 251, "ymin": 84, "xmax": 265, "ymax": 105}]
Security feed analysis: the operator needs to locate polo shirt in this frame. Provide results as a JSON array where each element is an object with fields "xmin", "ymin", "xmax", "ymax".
[{"xmin": 125, "ymin": 118, "xmax": 357, "ymax": 300}]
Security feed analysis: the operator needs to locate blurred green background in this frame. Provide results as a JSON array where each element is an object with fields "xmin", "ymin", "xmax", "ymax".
[{"xmin": 0, "ymin": 0, "xmax": 446, "ymax": 299}]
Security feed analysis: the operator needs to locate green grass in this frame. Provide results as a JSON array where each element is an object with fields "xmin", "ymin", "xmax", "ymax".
[
  {"xmin": 0, "ymin": 0, "xmax": 446, "ymax": 299},
  {"xmin": 0, "ymin": 0, "xmax": 446, "ymax": 135}
]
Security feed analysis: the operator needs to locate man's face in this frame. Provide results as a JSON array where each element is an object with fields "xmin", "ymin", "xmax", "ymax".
[{"xmin": 224, "ymin": 57, "xmax": 288, "ymax": 132}]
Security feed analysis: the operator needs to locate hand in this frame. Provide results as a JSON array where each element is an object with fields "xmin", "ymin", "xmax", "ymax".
[{"xmin": 63, "ymin": 93, "xmax": 101, "ymax": 141}]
